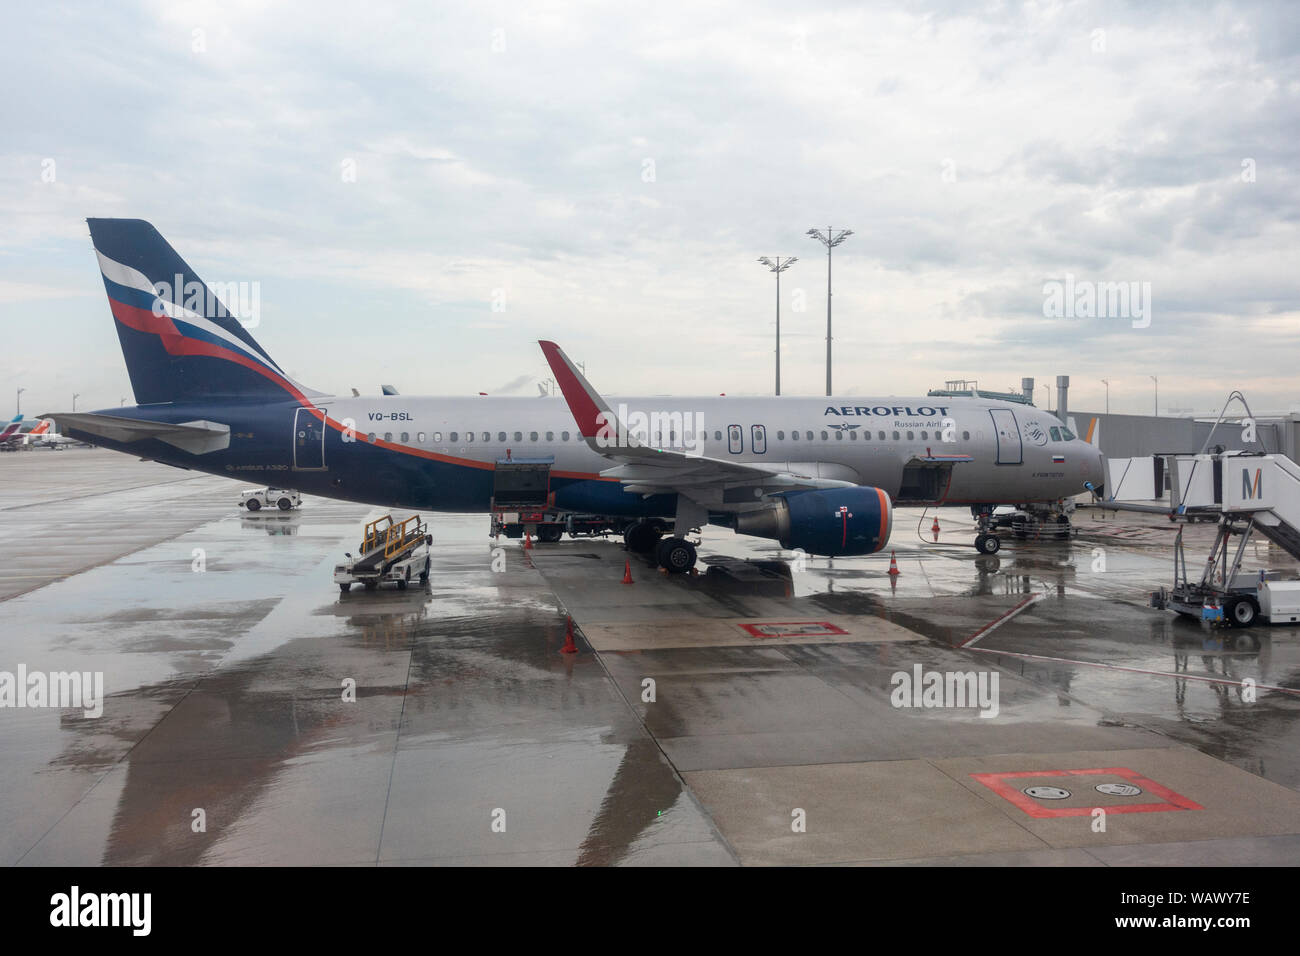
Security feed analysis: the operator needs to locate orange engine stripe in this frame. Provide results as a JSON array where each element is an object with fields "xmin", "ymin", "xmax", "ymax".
[{"xmin": 875, "ymin": 487, "xmax": 890, "ymax": 551}]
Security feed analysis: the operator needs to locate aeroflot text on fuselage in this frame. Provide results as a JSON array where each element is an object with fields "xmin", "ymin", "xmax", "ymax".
[{"xmin": 825, "ymin": 405, "xmax": 951, "ymax": 417}]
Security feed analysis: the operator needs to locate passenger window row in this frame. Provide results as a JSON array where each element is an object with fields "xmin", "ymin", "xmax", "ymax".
[{"xmin": 360, "ymin": 426, "xmax": 977, "ymax": 447}]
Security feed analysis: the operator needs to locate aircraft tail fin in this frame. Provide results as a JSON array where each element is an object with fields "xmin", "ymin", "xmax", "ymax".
[
  {"xmin": 1071, "ymin": 415, "xmax": 1100, "ymax": 447},
  {"xmin": 86, "ymin": 219, "xmax": 317, "ymax": 405}
]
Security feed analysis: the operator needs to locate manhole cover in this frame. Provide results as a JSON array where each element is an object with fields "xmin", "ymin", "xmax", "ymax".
[
  {"xmin": 1023, "ymin": 786, "xmax": 1071, "ymax": 800},
  {"xmin": 1096, "ymin": 783, "xmax": 1143, "ymax": 797}
]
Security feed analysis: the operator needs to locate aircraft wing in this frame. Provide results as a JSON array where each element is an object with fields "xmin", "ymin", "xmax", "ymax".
[
  {"xmin": 42, "ymin": 412, "xmax": 230, "ymax": 455},
  {"xmin": 538, "ymin": 340, "xmax": 853, "ymax": 498}
]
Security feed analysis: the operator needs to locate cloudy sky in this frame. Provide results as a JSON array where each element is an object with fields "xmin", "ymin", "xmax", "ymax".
[{"xmin": 2, "ymin": 0, "xmax": 1298, "ymax": 417}]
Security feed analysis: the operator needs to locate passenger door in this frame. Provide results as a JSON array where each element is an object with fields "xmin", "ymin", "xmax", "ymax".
[
  {"xmin": 988, "ymin": 408, "xmax": 1022, "ymax": 465},
  {"xmin": 293, "ymin": 407, "xmax": 328, "ymax": 470}
]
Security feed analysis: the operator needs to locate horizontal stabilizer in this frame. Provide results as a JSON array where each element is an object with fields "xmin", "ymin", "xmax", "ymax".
[{"xmin": 43, "ymin": 412, "xmax": 230, "ymax": 455}]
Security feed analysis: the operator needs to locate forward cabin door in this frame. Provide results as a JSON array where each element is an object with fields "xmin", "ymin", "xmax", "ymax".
[{"xmin": 989, "ymin": 408, "xmax": 1022, "ymax": 465}]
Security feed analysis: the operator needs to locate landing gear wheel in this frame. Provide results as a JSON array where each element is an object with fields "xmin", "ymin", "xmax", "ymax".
[
  {"xmin": 246, "ymin": 497, "xmax": 261, "ymax": 511},
  {"xmin": 364, "ymin": 581, "xmax": 377, "ymax": 591},
  {"xmin": 1225, "ymin": 595, "xmax": 1259, "ymax": 628},
  {"xmin": 656, "ymin": 536, "xmax": 697, "ymax": 574},
  {"xmin": 975, "ymin": 533, "xmax": 1001, "ymax": 555},
  {"xmin": 339, "ymin": 582, "xmax": 351, "ymax": 593},
  {"xmin": 625, "ymin": 522, "xmax": 663, "ymax": 554},
  {"xmin": 277, "ymin": 497, "xmax": 293, "ymax": 511}
]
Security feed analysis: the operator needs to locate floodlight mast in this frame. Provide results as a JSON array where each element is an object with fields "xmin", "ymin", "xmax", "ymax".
[
  {"xmin": 758, "ymin": 256, "xmax": 797, "ymax": 395},
  {"xmin": 806, "ymin": 227, "xmax": 853, "ymax": 396}
]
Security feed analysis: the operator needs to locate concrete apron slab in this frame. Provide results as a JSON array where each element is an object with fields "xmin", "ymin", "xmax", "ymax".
[
  {"xmin": 529, "ymin": 528, "xmax": 1300, "ymax": 866},
  {"xmin": 684, "ymin": 746, "xmax": 1300, "ymax": 866}
]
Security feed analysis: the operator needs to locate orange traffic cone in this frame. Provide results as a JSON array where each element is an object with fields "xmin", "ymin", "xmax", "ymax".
[
  {"xmin": 523, "ymin": 532, "xmax": 532, "ymax": 550},
  {"xmin": 931, "ymin": 517, "xmax": 940, "ymax": 534},
  {"xmin": 622, "ymin": 560, "xmax": 634, "ymax": 584},
  {"xmin": 560, "ymin": 616, "xmax": 578, "ymax": 654},
  {"xmin": 888, "ymin": 551, "xmax": 900, "ymax": 576}
]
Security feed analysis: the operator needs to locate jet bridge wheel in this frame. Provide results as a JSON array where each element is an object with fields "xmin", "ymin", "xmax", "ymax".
[
  {"xmin": 656, "ymin": 537, "xmax": 697, "ymax": 574},
  {"xmin": 1225, "ymin": 595, "xmax": 1260, "ymax": 628},
  {"xmin": 975, "ymin": 533, "xmax": 1001, "ymax": 555}
]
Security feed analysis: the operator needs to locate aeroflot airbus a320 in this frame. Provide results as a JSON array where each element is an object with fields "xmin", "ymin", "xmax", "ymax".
[{"xmin": 48, "ymin": 219, "xmax": 1103, "ymax": 573}]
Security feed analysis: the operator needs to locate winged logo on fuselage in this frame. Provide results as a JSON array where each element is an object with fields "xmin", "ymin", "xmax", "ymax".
[{"xmin": 1022, "ymin": 420, "xmax": 1049, "ymax": 446}]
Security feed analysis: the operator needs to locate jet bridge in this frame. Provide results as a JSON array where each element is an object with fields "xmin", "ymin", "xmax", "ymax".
[{"xmin": 1150, "ymin": 452, "xmax": 1300, "ymax": 626}]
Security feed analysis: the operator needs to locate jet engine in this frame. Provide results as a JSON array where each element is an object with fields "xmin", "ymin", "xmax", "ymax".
[{"xmin": 734, "ymin": 487, "xmax": 893, "ymax": 556}]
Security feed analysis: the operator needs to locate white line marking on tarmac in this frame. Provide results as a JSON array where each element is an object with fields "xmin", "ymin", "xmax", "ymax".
[
  {"xmin": 960, "ymin": 592, "xmax": 1046, "ymax": 648},
  {"xmin": 968, "ymin": 646, "xmax": 1300, "ymax": 697}
]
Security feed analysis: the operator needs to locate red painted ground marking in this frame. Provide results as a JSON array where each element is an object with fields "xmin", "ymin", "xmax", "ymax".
[
  {"xmin": 739, "ymin": 621, "xmax": 850, "ymax": 639},
  {"xmin": 971, "ymin": 767, "xmax": 1203, "ymax": 818}
]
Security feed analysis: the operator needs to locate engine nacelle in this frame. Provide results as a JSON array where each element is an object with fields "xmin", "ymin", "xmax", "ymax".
[{"xmin": 734, "ymin": 487, "xmax": 893, "ymax": 556}]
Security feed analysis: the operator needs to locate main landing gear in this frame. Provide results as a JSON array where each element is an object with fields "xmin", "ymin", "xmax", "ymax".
[{"xmin": 624, "ymin": 520, "xmax": 697, "ymax": 573}]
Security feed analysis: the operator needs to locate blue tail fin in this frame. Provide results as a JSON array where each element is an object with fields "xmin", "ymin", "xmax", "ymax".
[{"xmin": 87, "ymin": 219, "xmax": 313, "ymax": 405}]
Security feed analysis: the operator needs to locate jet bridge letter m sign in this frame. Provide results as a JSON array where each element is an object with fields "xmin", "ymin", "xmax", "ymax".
[{"xmin": 1243, "ymin": 467, "xmax": 1262, "ymax": 500}]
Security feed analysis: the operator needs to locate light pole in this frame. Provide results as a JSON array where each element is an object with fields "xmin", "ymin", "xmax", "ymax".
[
  {"xmin": 1100, "ymin": 379, "xmax": 1110, "ymax": 414},
  {"xmin": 1150, "ymin": 375, "xmax": 1158, "ymax": 416},
  {"xmin": 73, "ymin": 393, "xmax": 80, "ymax": 412},
  {"xmin": 16, "ymin": 387, "xmax": 24, "ymax": 416},
  {"xmin": 757, "ymin": 256, "xmax": 797, "ymax": 396},
  {"xmin": 806, "ymin": 227, "xmax": 853, "ymax": 396}
]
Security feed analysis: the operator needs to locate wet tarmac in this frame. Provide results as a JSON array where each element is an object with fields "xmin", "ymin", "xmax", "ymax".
[{"xmin": 2, "ymin": 448, "xmax": 1298, "ymax": 865}]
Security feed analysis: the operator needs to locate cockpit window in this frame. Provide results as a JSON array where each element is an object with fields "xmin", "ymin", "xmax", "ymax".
[
  {"xmin": 1061, "ymin": 427, "xmax": 1076, "ymax": 441},
  {"xmin": 1049, "ymin": 426, "xmax": 1061, "ymax": 441}
]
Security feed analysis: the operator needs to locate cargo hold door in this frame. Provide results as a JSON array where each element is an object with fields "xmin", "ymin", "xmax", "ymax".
[{"xmin": 492, "ymin": 458, "xmax": 552, "ymax": 509}]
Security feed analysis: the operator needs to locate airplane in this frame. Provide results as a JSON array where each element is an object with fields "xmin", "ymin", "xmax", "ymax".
[
  {"xmin": 0, "ymin": 414, "xmax": 23, "ymax": 443},
  {"xmin": 45, "ymin": 218, "xmax": 1104, "ymax": 572},
  {"xmin": 28, "ymin": 420, "xmax": 77, "ymax": 448}
]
